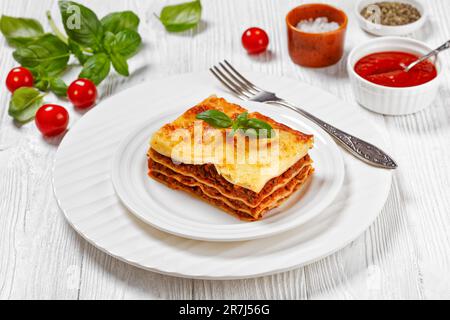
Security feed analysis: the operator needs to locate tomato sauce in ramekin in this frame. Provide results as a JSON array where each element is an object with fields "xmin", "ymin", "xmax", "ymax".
[{"xmin": 354, "ymin": 51, "xmax": 437, "ymax": 88}]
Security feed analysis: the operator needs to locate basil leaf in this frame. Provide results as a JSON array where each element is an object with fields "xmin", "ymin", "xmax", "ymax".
[
  {"xmin": 68, "ymin": 38, "xmax": 88, "ymax": 64},
  {"xmin": 8, "ymin": 87, "xmax": 45, "ymax": 123},
  {"xmin": 110, "ymin": 52, "xmax": 129, "ymax": 76},
  {"xmin": 103, "ymin": 29, "xmax": 141, "ymax": 59},
  {"xmin": 49, "ymin": 78, "xmax": 68, "ymax": 96},
  {"xmin": 34, "ymin": 78, "xmax": 50, "ymax": 91},
  {"xmin": 102, "ymin": 31, "xmax": 115, "ymax": 53},
  {"xmin": 229, "ymin": 112, "xmax": 248, "ymax": 136},
  {"xmin": 79, "ymin": 53, "xmax": 110, "ymax": 85},
  {"xmin": 59, "ymin": 1, "xmax": 103, "ymax": 50},
  {"xmin": 158, "ymin": 0, "xmax": 202, "ymax": 32},
  {"xmin": 28, "ymin": 65, "xmax": 67, "ymax": 96},
  {"xmin": 196, "ymin": 110, "xmax": 232, "ymax": 128},
  {"xmin": 30, "ymin": 66, "xmax": 50, "ymax": 90},
  {"xmin": 0, "ymin": 15, "xmax": 44, "ymax": 47},
  {"xmin": 245, "ymin": 118, "xmax": 274, "ymax": 138},
  {"xmin": 230, "ymin": 121, "xmax": 239, "ymax": 136},
  {"xmin": 112, "ymin": 29, "xmax": 141, "ymax": 58},
  {"xmin": 101, "ymin": 11, "xmax": 139, "ymax": 34},
  {"xmin": 236, "ymin": 112, "xmax": 248, "ymax": 126},
  {"xmin": 13, "ymin": 34, "xmax": 70, "ymax": 75}
]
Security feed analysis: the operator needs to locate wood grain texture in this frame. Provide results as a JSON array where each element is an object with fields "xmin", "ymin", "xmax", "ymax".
[{"xmin": 0, "ymin": 0, "xmax": 449, "ymax": 300}]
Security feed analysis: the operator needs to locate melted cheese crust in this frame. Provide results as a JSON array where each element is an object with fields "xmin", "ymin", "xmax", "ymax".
[{"xmin": 150, "ymin": 96, "xmax": 313, "ymax": 193}]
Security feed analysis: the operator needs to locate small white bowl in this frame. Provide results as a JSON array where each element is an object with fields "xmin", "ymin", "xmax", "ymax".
[
  {"xmin": 347, "ymin": 37, "xmax": 442, "ymax": 115},
  {"xmin": 355, "ymin": 0, "xmax": 427, "ymax": 36}
]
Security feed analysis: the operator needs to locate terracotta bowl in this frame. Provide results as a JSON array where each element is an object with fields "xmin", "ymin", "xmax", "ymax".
[{"xmin": 286, "ymin": 3, "xmax": 348, "ymax": 68}]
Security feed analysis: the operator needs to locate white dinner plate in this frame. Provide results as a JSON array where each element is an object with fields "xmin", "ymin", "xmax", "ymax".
[
  {"xmin": 53, "ymin": 71, "xmax": 392, "ymax": 279},
  {"xmin": 111, "ymin": 100, "xmax": 344, "ymax": 241}
]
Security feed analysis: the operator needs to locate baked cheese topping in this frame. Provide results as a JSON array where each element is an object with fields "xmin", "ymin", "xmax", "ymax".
[{"xmin": 150, "ymin": 96, "xmax": 313, "ymax": 193}]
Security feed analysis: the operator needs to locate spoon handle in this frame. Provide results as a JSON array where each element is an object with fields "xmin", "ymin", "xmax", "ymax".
[
  {"xmin": 405, "ymin": 40, "xmax": 450, "ymax": 72},
  {"xmin": 435, "ymin": 40, "xmax": 450, "ymax": 52}
]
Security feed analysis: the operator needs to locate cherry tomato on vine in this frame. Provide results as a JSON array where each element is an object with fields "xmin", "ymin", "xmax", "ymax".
[
  {"xmin": 6, "ymin": 67, "xmax": 34, "ymax": 92},
  {"xmin": 35, "ymin": 104, "xmax": 69, "ymax": 137},
  {"xmin": 241, "ymin": 27, "xmax": 269, "ymax": 54},
  {"xmin": 67, "ymin": 78, "xmax": 97, "ymax": 109}
]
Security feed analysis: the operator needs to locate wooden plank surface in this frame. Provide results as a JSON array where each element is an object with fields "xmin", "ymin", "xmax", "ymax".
[{"xmin": 0, "ymin": 0, "xmax": 449, "ymax": 300}]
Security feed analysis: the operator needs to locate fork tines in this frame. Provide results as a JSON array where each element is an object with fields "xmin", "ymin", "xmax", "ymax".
[{"xmin": 210, "ymin": 60, "xmax": 261, "ymax": 99}]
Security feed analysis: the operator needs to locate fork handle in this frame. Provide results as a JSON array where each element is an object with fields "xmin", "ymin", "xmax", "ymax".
[{"xmin": 273, "ymin": 101, "xmax": 397, "ymax": 169}]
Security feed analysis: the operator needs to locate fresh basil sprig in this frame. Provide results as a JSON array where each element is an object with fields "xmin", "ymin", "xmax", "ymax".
[
  {"xmin": 196, "ymin": 110, "xmax": 275, "ymax": 138},
  {"xmin": 0, "ymin": 1, "xmax": 143, "ymax": 123},
  {"xmin": 57, "ymin": 1, "xmax": 142, "ymax": 84},
  {"xmin": 157, "ymin": 0, "xmax": 202, "ymax": 32},
  {"xmin": 1, "ymin": 1, "xmax": 142, "ymax": 89},
  {"xmin": 8, "ymin": 87, "xmax": 46, "ymax": 123}
]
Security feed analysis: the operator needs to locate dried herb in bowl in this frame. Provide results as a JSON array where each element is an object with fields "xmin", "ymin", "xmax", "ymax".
[{"xmin": 361, "ymin": 2, "xmax": 421, "ymax": 26}]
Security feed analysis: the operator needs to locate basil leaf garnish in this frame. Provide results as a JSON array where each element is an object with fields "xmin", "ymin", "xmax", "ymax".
[
  {"xmin": 246, "ymin": 118, "xmax": 274, "ymax": 138},
  {"xmin": 230, "ymin": 112, "xmax": 247, "ymax": 135},
  {"xmin": 196, "ymin": 110, "xmax": 274, "ymax": 138},
  {"xmin": 236, "ymin": 111, "xmax": 249, "ymax": 127},
  {"xmin": 196, "ymin": 110, "xmax": 233, "ymax": 128}
]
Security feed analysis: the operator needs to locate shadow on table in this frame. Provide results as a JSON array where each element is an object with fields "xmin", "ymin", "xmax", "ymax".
[{"xmin": 246, "ymin": 49, "xmax": 277, "ymax": 63}]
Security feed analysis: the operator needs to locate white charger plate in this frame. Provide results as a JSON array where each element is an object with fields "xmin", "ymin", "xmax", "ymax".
[
  {"xmin": 53, "ymin": 72, "xmax": 392, "ymax": 279},
  {"xmin": 111, "ymin": 100, "xmax": 344, "ymax": 241}
]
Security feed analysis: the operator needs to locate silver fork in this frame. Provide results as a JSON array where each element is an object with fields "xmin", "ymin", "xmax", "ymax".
[{"xmin": 210, "ymin": 60, "xmax": 397, "ymax": 169}]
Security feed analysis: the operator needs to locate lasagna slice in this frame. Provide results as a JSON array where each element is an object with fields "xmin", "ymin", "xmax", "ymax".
[{"xmin": 148, "ymin": 96, "xmax": 314, "ymax": 221}]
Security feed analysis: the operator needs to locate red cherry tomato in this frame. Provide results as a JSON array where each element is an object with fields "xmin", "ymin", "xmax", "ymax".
[
  {"xmin": 35, "ymin": 104, "xmax": 69, "ymax": 137},
  {"xmin": 6, "ymin": 67, "xmax": 34, "ymax": 92},
  {"xmin": 67, "ymin": 78, "xmax": 97, "ymax": 109},
  {"xmin": 241, "ymin": 27, "xmax": 269, "ymax": 54}
]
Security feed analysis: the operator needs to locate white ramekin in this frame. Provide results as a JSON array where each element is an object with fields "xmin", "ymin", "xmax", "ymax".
[
  {"xmin": 355, "ymin": 0, "xmax": 427, "ymax": 36},
  {"xmin": 347, "ymin": 37, "xmax": 442, "ymax": 116}
]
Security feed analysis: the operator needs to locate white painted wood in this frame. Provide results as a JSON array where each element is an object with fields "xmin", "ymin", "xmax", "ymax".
[{"xmin": 0, "ymin": 0, "xmax": 449, "ymax": 299}]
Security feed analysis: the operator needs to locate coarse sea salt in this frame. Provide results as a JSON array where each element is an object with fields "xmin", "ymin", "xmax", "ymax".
[{"xmin": 296, "ymin": 17, "xmax": 340, "ymax": 33}]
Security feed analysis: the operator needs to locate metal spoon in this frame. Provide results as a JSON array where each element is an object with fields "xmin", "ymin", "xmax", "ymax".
[{"xmin": 404, "ymin": 40, "xmax": 450, "ymax": 72}]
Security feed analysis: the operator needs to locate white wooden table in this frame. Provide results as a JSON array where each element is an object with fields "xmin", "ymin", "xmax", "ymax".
[{"xmin": 1, "ymin": 0, "xmax": 449, "ymax": 300}]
